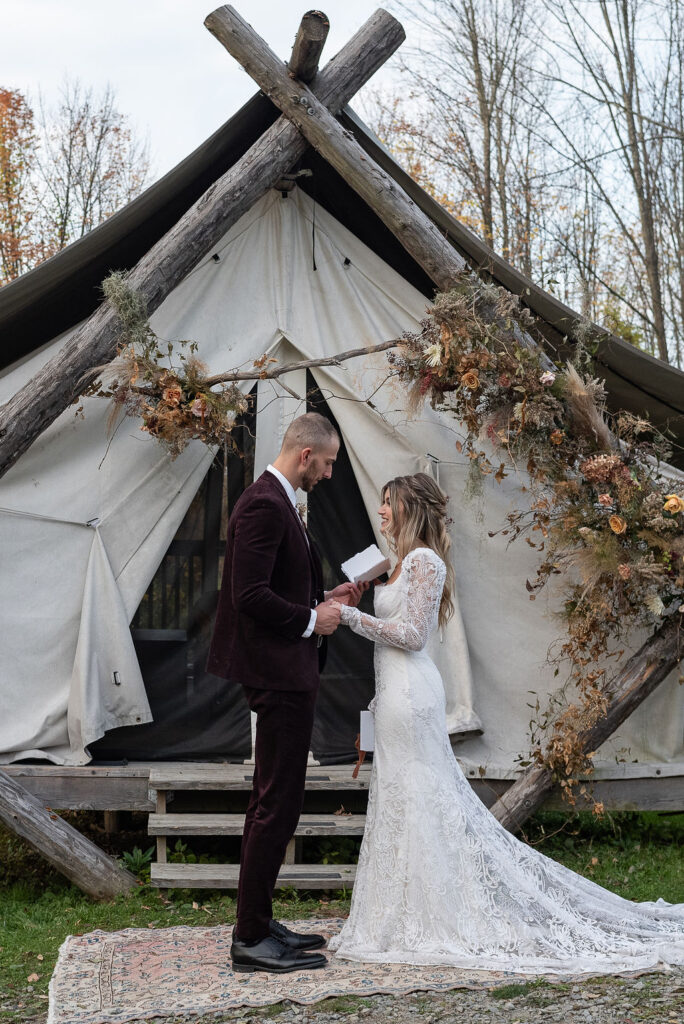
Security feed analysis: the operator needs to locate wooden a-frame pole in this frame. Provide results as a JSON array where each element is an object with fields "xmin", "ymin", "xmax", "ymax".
[
  {"xmin": 204, "ymin": 4, "xmax": 684, "ymax": 832},
  {"xmin": 0, "ymin": 8, "xmax": 404, "ymax": 480}
]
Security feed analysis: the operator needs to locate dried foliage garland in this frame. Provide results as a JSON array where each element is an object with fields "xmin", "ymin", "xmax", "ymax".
[
  {"xmin": 85, "ymin": 272, "xmax": 251, "ymax": 457},
  {"xmin": 392, "ymin": 274, "xmax": 684, "ymax": 805},
  {"xmin": 88, "ymin": 272, "xmax": 401, "ymax": 458}
]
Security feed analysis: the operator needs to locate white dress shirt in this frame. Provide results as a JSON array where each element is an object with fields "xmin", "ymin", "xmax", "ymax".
[{"xmin": 266, "ymin": 464, "xmax": 317, "ymax": 638}]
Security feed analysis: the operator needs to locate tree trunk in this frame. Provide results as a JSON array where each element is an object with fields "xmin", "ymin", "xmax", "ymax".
[
  {"xmin": 490, "ymin": 613, "xmax": 683, "ymax": 832},
  {"xmin": 0, "ymin": 8, "xmax": 404, "ymax": 480},
  {"xmin": 0, "ymin": 768, "xmax": 137, "ymax": 899}
]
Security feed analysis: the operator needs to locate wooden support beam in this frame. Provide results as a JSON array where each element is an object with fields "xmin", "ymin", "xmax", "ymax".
[
  {"xmin": 288, "ymin": 10, "xmax": 329, "ymax": 82},
  {"xmin": 103, "ymin": 809, "xmax": 120, "ymax": 834},
  {"xmin": 489, "ymin": 613, "xmax": 683, "ymax": 832},
  {"xmin": 0, "ymin": 768, "xmax": 136, "ymax": 899},
  {"xmin": 0, "ymin": 8, "xmax": 404, "ymax": 480}
]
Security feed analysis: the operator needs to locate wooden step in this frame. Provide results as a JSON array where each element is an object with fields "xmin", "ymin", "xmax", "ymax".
[
  {"xmin": 150, "ymin": 861, "xmax": 356, "ymax": 889},
  {"xmin": 148, "ymin": 812, "xmax": 366, "ymax": 836},
  {"xmin": 148, "ymin": 763, "xmax": 371, "ymax": 793}
]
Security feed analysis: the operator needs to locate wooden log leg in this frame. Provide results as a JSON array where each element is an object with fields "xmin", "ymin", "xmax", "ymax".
[
  {"xmin": 155, "ymin": 790, "xmax": 167, "ymax": 865},
  {"xmin": 0, "ymin": 9, "xmax": 404, "ymax": 479},
  {"xmin": 489, "ymin": 614, "xmax": 683, "ymax": 832},
  {"xmin": 103, "ymin": 810, "xmax": 120, "ymax": 834},
  {"xmin": 283, "ymin": 838, "xmax": 296, "ymax": 865},
  {"xmin": 0, "ymin": 768, "xmax": 136, "ymax": 899}
]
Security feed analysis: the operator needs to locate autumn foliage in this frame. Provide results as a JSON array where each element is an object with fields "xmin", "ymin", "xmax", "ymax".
[{"xmin": 0, "ymin": 81, "xmax": 149, "ymax": 287}]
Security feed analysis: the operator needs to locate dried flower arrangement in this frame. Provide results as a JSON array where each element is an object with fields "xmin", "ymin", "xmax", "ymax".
[
  {"xmin": 392, "ymin": 273, "xmax": 684, "ymax": 803},
  {"xmin": 85, "ymin": 272, "xmax": 251, "ymax": 458}
]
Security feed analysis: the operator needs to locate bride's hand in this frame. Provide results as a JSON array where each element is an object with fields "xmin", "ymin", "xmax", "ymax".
[{"xmin": 327, "ymin": 581, "xmax": 369, "ymax": 607}]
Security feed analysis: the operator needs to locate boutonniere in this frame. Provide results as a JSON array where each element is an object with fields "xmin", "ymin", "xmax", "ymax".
[{"xmin": 296, "ymin": 502, "xmax": 308, "ymax": 526}]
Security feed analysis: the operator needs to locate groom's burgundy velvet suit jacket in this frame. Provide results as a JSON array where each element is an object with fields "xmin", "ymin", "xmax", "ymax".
[{"xmin": 207, "ymin": 471, "xmax": 325, "ymax": 691}]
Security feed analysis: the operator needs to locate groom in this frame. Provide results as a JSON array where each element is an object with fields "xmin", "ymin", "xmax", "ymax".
[{"xmin": 207, "ymin": 412, "xmax": 363, "ymax": 973}]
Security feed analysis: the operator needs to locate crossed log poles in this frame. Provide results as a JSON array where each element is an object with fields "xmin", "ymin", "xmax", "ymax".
[{"xmin": 0, "ymin": 8, "xmax": 682, "ymax": 889}]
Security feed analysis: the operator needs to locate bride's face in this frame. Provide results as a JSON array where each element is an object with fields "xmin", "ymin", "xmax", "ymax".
[{"xmin": 378, "ymin": 489, "xmax": 396, "ymax": 537}]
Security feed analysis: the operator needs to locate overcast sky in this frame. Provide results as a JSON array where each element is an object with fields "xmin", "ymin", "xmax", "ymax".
[{"xmin": 2, "ymin": 0, "xmax": 403, "ymax": 182}]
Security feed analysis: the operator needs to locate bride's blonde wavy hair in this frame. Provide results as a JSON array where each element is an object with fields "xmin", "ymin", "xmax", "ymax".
[{"xmin": 381, "ymin": 472, "xmax": 455, "ymax": 628}]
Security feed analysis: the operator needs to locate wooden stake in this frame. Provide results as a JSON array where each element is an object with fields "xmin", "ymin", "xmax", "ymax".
[
  {"xmin": 289, "ymin": 10, "xmax": 330, "ymax": 82},
  {"xmin": 489, "ymin": 613, "xmax": 683, "ymax": 832},
  {"xmin": 0, "ymin": 9, "xmax": 404, "ymax": 480},
  {"xmin": 0, "ymin": 768, "xmax": 137, "ymax": 899}
]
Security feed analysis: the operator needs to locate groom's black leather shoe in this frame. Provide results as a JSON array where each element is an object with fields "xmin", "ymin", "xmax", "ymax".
[
  {"xmin": 269, "ymin": 918, "xmax": 326, "ymax": 950},
  {"xmin": 231, "ymin": 934, "xmax": 327, "ymax": 974}
]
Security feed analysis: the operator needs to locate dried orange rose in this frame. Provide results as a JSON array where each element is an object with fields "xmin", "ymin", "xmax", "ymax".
[
  {"xmin": 609, "ymin": 514, "xmax": 627, "ymax": 534},
  {"xmin": 598, "ymin": 493, "xmax": 613, "ymax": 506},
  {"xmin": 162, "ymin": 385, "xmax": 183, "ymax": 407},
  {"xmin": 663, "ymin": 493, "xmax": 684, "ymax": 514},
  {"xmin": 550, "ymin": 429, "xmax": 565, "ymax": 445},
  {"xmin": 461, "ymin": 370, "xmax": 480, "ymax": 389},
  {"xmin": 617, "ymin": 563, "xmax": 631, "ymax": 580}
]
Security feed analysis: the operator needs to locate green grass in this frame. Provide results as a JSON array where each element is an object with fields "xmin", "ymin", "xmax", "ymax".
[
  {"xmin": 519, "ymin": 809, "xmax": 684, "ymax": 903},
  {"xmin": 0, "ymin": 809, "xmax": 681, "ymax": 1022},
  {"xmin": 490, "ymin": 979, "xmax": 552, "ymax": 999}
]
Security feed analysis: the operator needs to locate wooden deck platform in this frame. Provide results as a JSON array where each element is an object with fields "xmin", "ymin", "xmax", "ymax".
[
  {"xmin": 2, "ymin": 759, "xmax": 682, "ymax": 890},
  {"xmin": 2, "ymin": 760, "xmax": 682, "ymax": 811}
]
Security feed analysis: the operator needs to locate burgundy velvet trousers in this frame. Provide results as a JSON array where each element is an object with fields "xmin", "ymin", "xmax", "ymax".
[{"xmin": 236, "ymin": 686, "xmax": 317, "ymax": 942}]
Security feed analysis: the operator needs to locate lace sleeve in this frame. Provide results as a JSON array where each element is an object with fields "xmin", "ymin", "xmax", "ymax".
[{"xmin": 339, "ymin": 550, "xmax": 445, "ymax": 651}]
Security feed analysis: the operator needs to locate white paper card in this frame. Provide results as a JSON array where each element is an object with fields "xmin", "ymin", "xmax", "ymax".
[
  {"xmin": 342, "ymin": 544, "xmax": 391, "ymax": 584},
  {"xmin": 360, "ymin": 709, "xmax": 375, "ymax": 751}
]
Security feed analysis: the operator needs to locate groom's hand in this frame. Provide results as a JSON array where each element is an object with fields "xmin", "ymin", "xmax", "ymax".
[
  {"xmin": 326, "ymin": 581, "xmax": 369, "ymax": 607},
  {"xmin": 314, "ymin": 600, "xmax": 341, "ymax": 635}
]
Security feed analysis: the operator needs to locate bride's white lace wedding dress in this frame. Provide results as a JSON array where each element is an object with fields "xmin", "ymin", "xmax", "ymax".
[{"xmin": 329, "ymin": 547, "xmax": 684, "ymax": 974}]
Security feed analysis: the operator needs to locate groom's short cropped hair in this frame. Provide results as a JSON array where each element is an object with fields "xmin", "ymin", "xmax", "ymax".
[{"xmin": 282, "ymin": 412, "xmax": 339, "ymax": 452}]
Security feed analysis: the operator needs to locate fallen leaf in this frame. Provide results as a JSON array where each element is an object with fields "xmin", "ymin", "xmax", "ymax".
[
  {"xmin": 141, "ymin": 905, "xmax": 151, "ymax": 910},
  {"xmin": 36, "ymin": 954, "xmax": 44, "ymax": 961},
  {"xmin": 192, "ymin": 901, "xmax": 199, "ymax": 910},
  {"xmin": 27, "ymin": 973, "xmax": 40, "ymax": 983}
]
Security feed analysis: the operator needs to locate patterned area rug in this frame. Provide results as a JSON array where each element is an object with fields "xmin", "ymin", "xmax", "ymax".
[{"xmin": 47, "ymin": 917, "xmax": 635, "ymax": 1024}]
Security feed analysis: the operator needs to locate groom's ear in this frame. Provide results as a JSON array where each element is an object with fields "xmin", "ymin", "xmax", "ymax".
[{"xmin": 300, "ymin": 446, "xmax": 313, "ymax": 465}]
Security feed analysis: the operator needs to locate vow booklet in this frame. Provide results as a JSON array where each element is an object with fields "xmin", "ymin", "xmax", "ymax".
[
  {"xmin": 360, "ymin": 709, "xmax": 375, "ymax": 751},
  {"xmin": 341, "ymin": 544, "xmax": 391, "ymax": 584}
]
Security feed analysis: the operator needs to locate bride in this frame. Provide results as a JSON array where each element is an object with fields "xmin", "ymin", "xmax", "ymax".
[{"xmin": 328, "ymin": 472, "xmax": 684, "ymax": 974}]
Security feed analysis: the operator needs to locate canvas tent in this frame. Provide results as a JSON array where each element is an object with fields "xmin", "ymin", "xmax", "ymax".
[{"xmin": 1, "ymin": 90, "xmax": 683, "ymax": 785}]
